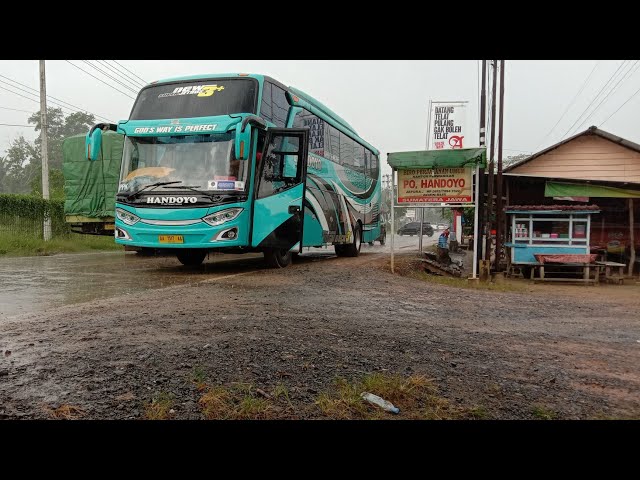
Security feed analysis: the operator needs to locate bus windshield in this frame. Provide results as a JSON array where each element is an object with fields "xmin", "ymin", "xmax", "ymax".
[
  {"xmin": 119, "ymin": 133, "xmax": 248, "ymax": 195},
  {"xmin": 129, "ymin": 78, "xmax": 258, "ymax": 120}
]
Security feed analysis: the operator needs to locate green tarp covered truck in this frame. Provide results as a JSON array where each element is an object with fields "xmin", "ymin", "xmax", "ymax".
[{"xmin": 62, "ymin": 131, "xmax": 123, "ymax": 235}]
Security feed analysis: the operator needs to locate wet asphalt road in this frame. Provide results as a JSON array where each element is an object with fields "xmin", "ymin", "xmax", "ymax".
[{"xmin": 0, "ymin": 234, "xmax": 437, "ymax": 319}]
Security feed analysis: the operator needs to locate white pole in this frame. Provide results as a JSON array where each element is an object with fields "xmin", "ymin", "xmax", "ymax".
[
  {"xmin": 39, "ymin": 60, "xmax": 52, "ymax": 241},
  {"xmin": 472, "ymin": 164, "xmax": 480, "ymax": 278},
  {"xmin": 426, "ymin": 99, "xmax": 433, "ymax": 149},
  {"xmin": 391, "ymin": 168, "xmax": 395, "ymax": 273},
  {"xmin": 419, "ymin": 207, "xmax": 423, "ymax": 254}
]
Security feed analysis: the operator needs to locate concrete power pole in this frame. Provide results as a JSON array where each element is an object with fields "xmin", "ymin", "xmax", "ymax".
[
  {"xmin": 496, "ymin": 60, "xmax": 506, "ymax": 272},
  {"xmin": 39, "ymin": 60, "xmax": 52, "ymax": 241},
  {"xmin": 484, "ymin": 60, "xmax": 498, "ymax": 266}
]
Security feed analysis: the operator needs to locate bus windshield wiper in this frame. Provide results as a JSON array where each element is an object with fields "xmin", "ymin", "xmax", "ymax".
[{"xmin": 127, "ymin": 181, "xmax": 182, "ymax": 199}]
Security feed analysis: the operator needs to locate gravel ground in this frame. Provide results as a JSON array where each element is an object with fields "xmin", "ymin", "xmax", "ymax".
[{"xmin": 1, "ymin": 250, "xmax": 639, "ymax": 420}]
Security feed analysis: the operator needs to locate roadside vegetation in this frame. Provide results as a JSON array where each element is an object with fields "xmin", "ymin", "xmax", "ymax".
[
  {"xmin": 0, "ymin": 231, "xmax": 121, "ymax": 257},
  {"xmin": 183, "ymin": 372, "xmax": 483, "ymax": 420}
]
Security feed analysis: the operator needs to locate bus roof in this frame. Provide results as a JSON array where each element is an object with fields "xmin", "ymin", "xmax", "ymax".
[{"xmin": 149, "ymin": 73, "xmax": 377, "ymax": 155}]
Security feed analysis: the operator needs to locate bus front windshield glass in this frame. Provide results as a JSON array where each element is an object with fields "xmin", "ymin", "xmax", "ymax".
[{"xmin": 119, "ymin": 133, "xmax": 248, "ymax": 195}]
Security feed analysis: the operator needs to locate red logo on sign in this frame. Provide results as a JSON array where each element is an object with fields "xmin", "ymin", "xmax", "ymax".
[{"xmin": 449, "ymin": 136, "xmax": 464, "ymax": 149}]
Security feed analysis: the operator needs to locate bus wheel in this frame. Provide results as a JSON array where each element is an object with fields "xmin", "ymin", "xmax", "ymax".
[
  {"xmin": 379, "ymin": 235, "xmax": 386, "ymax": 246},
  {"xmin": 342, "ymin": 224, "xmax": 362, "ymax": 257},
  {"xmin": 176, "ymin": 250, "xmax": 207, "ymax": 266},
  {"xmin": 368, "ymin": 241, "xmax": 374, "ymax": 246},
  {"xmin": 263, "ymin": 248, "xmax": 292, "ymax": 268}
]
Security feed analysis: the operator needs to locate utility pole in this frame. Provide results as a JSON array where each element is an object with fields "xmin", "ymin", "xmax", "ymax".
[
  {"xmin": 495, "ymin": 60, "xmax": 506, "ymax": 272},
  {"xmin": 484, "ymin": 60, "xmax": 498, "ymax": 266},
  {"xmin": 477, "ymin": 60, "xmax": 487, "ymax": 267},
  {"xmin": 39, "ymin": 60, "xmax": 51, "ymax": 241}
]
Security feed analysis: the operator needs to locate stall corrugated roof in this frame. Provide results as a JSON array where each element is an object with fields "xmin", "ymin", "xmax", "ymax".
[{"xmin": 387, "ymin": 148, "xmax": 486, "ymax": 169}]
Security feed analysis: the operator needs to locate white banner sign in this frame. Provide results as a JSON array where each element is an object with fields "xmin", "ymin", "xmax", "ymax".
[{"xmin": 427, "ymin": 101, "xmax": 468, "ymax": 150}]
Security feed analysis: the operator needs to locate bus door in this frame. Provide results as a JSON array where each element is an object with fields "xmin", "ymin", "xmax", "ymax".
[{"xmin": 251, "ymin": 128, "xmax": 309, "ymax": 252}]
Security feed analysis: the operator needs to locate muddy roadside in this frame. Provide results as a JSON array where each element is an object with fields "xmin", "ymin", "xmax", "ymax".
[{"xmin": 1, "ymin": 251, "xmax": 639, "ymax": 420}]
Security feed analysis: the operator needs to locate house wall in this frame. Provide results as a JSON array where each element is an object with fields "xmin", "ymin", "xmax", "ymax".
[{"xmin": 509, "ymin": 135, "xmax": 640, "ymax": 183}]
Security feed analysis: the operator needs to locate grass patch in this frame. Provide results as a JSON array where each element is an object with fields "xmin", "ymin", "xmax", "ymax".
[
  {"xmin": 191, "ymin": 366, "xmax": 208, "ymax": 392},
  {"xmin": 531, "ymin": 404, "xmax": 558, "ymax": 420},
  {"xmin": 196, "ymin": 374, "xmax": 479, "ymax": 420},
  {"xmin": 143, "ymin": 392, "xmax": 175, "ymax": 420},
  {"xmin": 44, "ymin": 404, "xmax": 86, "ymax": 420},
  {"xmin": 0, "ymin": 231, "xmax": 122, "ymax": 257},
  {"xmin": 469, "ymin": 405, "xmax": 490, "ymax": 419},
  {"xmin": 316, "ymin": 373, "xmax": 467, "ymax": 420},
  {"xmin": 198, "ymin": 384, "xmax": 279, "ymax": 420}
]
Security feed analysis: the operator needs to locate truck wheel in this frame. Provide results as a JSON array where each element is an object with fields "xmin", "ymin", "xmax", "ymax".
[
  {"xmin": 176, "ymin": 250, "xmax": 207, "ymax": 266},
  {"xmin": 263, "ymin": 248, "xmax": 292, "ymax": 268}
]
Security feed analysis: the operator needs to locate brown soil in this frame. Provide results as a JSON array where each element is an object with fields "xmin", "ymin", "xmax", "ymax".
[{"xmin": 1, "ymin": 251, "xmax": 639, "ymax": 420}]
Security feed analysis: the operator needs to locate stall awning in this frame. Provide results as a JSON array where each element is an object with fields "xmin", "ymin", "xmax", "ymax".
[
  {"xmin": 545, "ymin": 181, "xmax": 640, "ymax": 198},
  {"xmin": 387, "ymin": 148, "xmax": 486, "ymax": 169}
]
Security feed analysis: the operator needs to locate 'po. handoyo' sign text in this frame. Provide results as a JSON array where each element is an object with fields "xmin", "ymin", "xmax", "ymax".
[{"xmin": 397, "ymin": 168, "xmax": 472, "ymax": 204}]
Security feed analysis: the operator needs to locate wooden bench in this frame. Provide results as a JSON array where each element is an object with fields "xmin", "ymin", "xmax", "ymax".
[
  {"xmin": 595, "ymin": 261, "xmax": 627, "ymax": 284},
  {"xmin": 595, "ymin": 261, "xmax": 626, "ymax": 276},
  {"xmin": 535, "ymin": 262, "xmax": 602, "ymax": 285}
]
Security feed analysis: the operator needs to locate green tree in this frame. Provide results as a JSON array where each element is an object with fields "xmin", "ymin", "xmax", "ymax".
[
  {"xmin": 26, "ymin": 108, "xmax": 95, "ymax": 199},
  {"xmin": 2, "ymin": 136, "xmax": 40, "ymax": 194}
]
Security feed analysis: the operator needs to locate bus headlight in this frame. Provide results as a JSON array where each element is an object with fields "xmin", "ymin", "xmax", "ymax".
[
  {"xmin": 202, "ymin": 208, "xmax": 243, "ymax": 227},
  {"xmin": 116, "ymin": 208, "xmax": 140, "ymax": 225}
]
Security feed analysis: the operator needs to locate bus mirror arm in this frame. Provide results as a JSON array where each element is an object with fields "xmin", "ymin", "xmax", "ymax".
[
  {"xmin": 88, "ymin": 123, "xmax": 118, "ymax": 136},
  {"xmin": 235, "ymin": 116, "xmax": 266, "ymax": 161},
  {"xmin": 240, "ymin": 115, "xmax": 267, "ymax": 132}
]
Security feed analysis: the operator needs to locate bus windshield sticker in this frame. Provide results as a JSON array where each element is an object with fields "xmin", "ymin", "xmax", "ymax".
[
  {"xmin": 158, "ymin": 85, "xmax": 225, "ymax": 98},
  {"xmin": 208, "ymin": 180, "xmax": 244, "ymax": 190},
  {"xmin": 216, "ymin": 181, "xmax": 235, "ymax": 190}
]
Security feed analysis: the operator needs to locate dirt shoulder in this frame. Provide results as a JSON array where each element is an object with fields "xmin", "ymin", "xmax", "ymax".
[{"xmin": 1, "ymin": 251, "xmax": 639, "ymax": 420}]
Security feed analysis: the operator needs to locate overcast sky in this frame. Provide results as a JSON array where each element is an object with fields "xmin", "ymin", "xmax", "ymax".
[{"xmin": 1, "ymin": 60, "xmax": 639, "ymax": 178}]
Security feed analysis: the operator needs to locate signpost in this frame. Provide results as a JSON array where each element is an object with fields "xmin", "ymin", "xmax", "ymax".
[
  {"xmin": 426, "ymin": 101, "xmax": 469, "ymax": 151},
  {"xmin": 387, "ymin": 148, "xmax": 486, "ymax": 278}
]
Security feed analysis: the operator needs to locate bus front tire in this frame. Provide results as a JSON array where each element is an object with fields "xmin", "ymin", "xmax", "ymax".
[
  {"xmin": 176, "ymin": 250, "xmax": 207, "ymax": 266},
  {"xmin": 263, "ymin": 248, "xmax": 292, "ymax": 268}
]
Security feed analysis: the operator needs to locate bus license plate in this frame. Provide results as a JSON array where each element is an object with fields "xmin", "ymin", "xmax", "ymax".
[{"xmin": 158, "ymin": 235, "xmax": 184, "ymax": 244}]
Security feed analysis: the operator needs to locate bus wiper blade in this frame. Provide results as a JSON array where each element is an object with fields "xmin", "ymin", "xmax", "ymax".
[{"xmin": 127, "ymin": 181, "xmax": 182, "ymax": 200}]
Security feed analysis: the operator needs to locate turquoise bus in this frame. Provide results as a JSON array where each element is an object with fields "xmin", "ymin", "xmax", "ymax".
[{"xmin": 85, "ymin": 73, "xmax": 382, "ymax": 267}]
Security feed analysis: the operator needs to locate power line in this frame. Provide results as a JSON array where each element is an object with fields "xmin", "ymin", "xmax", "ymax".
[
  {"xmin": 65, "ymin": 61, "xmax": 136, "ymax": 100},
  {"xmin": 112, "ymin": 60, "xmax": 148, "ymax": 85},
  {"xmin": 575, "ymin": 60, "xmax": 640, "ymax": 131},
  {"xmin": 0, "ymin": 123, "xmax": 35, "ymax": 127},
  {"xmin": 97, "ymin": 60, "xmax": 145, "ymax": 90},
  {"xmin": 0, "ymin": 106, "xmax": 33, "ymax": 113},
  {"xmin": 599, "ymin": 82, "xmax": 640, "ymax": 127},
  {"xmin": 0, "ymin": 73, "xmax": 113, "ymax": 122},
  {"xmin": 0, "ymin": 81, "xmax": 106, "ymax": 123},
  {"xmin": 0, "ymin": 83, "xmax": 76, "ymax": 115},
  {"xmin": 534, "ymin": 61, "xmax": 599, "ymax": 151},
  {"xmin": 0, "ymin": 79, "xmax": 73, "ymax": 112},
  {"xmin": 82, "ymin": 60, "xmax": 140, "ymax": 94},
  {"xmin": 561, "ymin": 60, "xmax": 628, "ymax": 140}
]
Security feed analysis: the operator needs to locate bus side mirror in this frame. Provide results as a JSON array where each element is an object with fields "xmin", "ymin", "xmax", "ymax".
[
  {"xmin": 85, "ymin": 126, "xmax": 103, "ymax": 161},
  {"xmin": 235, "ymin": 123, "xmax": 251, "ymax": 161}
]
